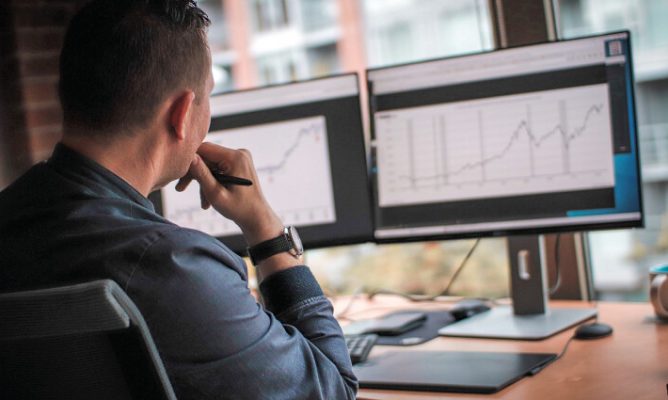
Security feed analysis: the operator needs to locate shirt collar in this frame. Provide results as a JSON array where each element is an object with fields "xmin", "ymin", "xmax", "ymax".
[{"xmin": 48, "ymin": 142, "xmax": 155, "ymax": 211}]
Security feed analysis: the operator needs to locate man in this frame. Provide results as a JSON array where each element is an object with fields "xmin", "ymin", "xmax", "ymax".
[{"xmin": 0, "ymin": 0, "xmax": 357, "ymax": 398}]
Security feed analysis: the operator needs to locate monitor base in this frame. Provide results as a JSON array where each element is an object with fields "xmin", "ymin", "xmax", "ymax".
[{"xmin": 438, "ymin": 305, "xmax": 597, "ymax": 340}]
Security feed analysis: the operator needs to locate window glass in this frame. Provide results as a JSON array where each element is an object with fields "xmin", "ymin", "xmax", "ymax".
[
  {"xmin": 306, "ymin": 240, "xmax": 509, "ymax": 299},
  {"xmin": 247, "ymin": 0, "xmax": 340, "ymax": 86},
  {"xmin": 256, "ymin": 52, "xmax": 304, "ymax": 85},
  {"xmin": 300, "ymin": 0, "xmax": 338, "ymax": 32},
  {"xmin": 307, "ymin": 0, "xmax": 503, "ymax": 298},
  {"xmin": 203, "ymin": 0, "xmax": 506, "ymax": 298},
  {"xmin": 211, "ymin": 64, "xmax": 234, "ymax": 94},
  {"xmin": 252, "ymin": 0, "xmax": 291, "ymax": 32},
  {"xmin": 555, "ymin": 0, "xmax": 668, "ymax": 300},
  {"xmin": 306, "ymin": 44, "xmax": 340, "ymax": 78},
  {"xmin": 199, "ymin": 0, "xmax": 230, "ymax": 52},
  {"xmin": 363, "ymin": 0, "xmax": 493, "ymax": 67},
  {"xmin": 199, "ymin": 0, "xmax": 235, "ymax": 94}
]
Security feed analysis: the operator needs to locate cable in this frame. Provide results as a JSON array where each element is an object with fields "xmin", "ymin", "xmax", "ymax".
[
  {"xmin": 366, "ymin": 238, "xmax": 482, "ymax": 302},
  {"xmin": 549, "ymin": 314, "xmax": 599, "ymax": 365},
  {"xmin": 335, "ymin": 238, "xmax": 484, "ymax": 320},
  {"xmin": 334, "ymin": 286, "xmax": 366, "ymax": 320},
  {"xmin": 365, "ymin": 288, "xmax": 436, "ymax": 302},
  {"xmin": 529, "ymin": 334, "xmax": 576, "ymax": 376},
  {"xmin": 533, "ymin": 321, "xmax": 586, "ymax": 376},
  {"xmin": 437, "ymin": 238, "xmax": 481, "ymax": 297},
  {"xmin": 554, "ymin": 335, "xmax": 575, "ymax": 362},
  {"xmin": 537, "ymin": 310, "xmax": 608, "ymax": 375},
  {"xmin": 549, "ymin": 234, "xmax": 562, "ymax": 296}
]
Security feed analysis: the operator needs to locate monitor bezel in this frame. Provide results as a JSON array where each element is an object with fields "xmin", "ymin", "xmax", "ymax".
[
  {"xmin": 365, "ymin": 30, "xmax": 644, "ymax": 245},
  {"xmin": 152, "ymin": 72, "xmax": 376, "ymax": 254}
]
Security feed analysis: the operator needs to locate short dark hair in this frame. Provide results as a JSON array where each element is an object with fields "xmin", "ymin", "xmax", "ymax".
[{"xmin": 59, "ymin": 0, "xmax": 210, "ymax": 135}]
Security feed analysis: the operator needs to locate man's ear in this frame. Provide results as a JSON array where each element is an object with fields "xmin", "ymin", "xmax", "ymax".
[{"xmin": 169, "ymin": 91, "xmax": 196, "ymax": 141}]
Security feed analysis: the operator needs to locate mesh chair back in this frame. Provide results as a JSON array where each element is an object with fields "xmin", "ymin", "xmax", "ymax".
[{"xmin": 0, "ymin": 280, "xmax": 177, "ymax": 400}]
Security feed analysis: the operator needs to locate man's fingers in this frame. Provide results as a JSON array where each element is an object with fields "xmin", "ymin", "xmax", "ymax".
[
  {"xmin": 197, "ymin": 142, "xmax": 256, "ymax": 177},
  {"xmin": 188, "ymin": 154, "xmax": 228, "ymax": 208},
  {"xmin": 197, "ymin": 142, "xmax": 238, "ymax": 162},
  {"xmin": 189, "ymin": 154, "xmax": 217, "ymax": 188}
]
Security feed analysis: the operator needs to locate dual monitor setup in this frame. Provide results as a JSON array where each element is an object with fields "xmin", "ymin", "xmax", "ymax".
[{"xmin": 154, "ymin": 32, "xmax": 642, "ymax": 343}]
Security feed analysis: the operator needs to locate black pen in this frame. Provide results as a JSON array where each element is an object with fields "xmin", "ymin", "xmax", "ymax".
[{"xmin": 209, "ymin": 168, "xmax": 253, "ymax": 186}]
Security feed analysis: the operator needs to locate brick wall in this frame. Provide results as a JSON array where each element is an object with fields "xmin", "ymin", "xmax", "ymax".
[{"xmin": 0, "ymin": 0, "xmax": 87, "ymax": 188}]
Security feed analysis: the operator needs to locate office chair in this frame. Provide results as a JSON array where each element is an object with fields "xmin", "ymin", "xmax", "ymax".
[{"xmin": 0, "ymin": 279, "xmax": 177, "ymax": 400}]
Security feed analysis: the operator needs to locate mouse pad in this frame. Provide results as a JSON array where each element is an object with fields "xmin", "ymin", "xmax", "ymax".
[
  {"xmin": 375, "ymin": 310, "xmax": 456, "ymax": 346},
  {"xmin": 354, "ymin": 350, "xmax": 557, "ymax": 394}
]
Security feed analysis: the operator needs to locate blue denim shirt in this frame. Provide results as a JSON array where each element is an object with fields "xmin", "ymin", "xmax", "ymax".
[{"xmin": 0, "ymin": 144, "xmax": 358, "ymax": 399}]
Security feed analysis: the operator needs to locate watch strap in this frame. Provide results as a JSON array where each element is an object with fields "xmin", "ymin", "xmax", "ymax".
[{"xmin": 248, "ymin": 232, "xmax": 292, "ymax": 265}]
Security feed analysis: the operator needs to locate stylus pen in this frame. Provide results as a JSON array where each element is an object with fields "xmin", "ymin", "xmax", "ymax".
[{"xmin": 209, "ymin": 168, "xmax": 253, "ymax": 186}]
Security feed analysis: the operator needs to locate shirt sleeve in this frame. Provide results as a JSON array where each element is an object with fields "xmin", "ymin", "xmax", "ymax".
[{"xmin": 124, "ymin": 227, "xmax": 358, "ymax": 400}]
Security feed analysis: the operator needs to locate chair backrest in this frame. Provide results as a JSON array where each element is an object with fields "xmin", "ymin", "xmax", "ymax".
[{"xmin": 0, "ymin": 279, "xmax": 177, "ymax": 400}]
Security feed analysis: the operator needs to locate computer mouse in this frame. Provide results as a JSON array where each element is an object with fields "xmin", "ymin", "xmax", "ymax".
[
  {"xmin": 573, "ymin": 322, "xmax": 613, "ymax": 340},
  {"xmin": 450, "ymin": 299, "xmax": 491, "ymax": 321}
]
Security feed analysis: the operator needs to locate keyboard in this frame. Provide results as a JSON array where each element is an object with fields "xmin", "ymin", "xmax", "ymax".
[{"xmin": 345, "ymin": 333, "xmax": 378, "ymax": 364}]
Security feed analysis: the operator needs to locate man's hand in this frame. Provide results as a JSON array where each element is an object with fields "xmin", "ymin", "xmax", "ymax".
[{"xmin": 176, "ymin": 142, "xmax": 283, "ymax": 246}]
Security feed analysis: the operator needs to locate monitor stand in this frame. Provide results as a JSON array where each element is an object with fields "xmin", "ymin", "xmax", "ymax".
[{"xmin": 439, "ymin": 235, "xmax": 596, "ymax": 340}]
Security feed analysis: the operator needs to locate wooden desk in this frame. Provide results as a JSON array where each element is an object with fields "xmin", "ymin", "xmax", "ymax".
[{"xmin": 334, "ymin": 297, "xmax": 668, "ymax": 400}]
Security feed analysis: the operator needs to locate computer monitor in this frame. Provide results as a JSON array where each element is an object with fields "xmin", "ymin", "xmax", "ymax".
[
  {"xmin": 366, "ymin": 31, "xmax": 642, "ymax": 339},
  {"xmin": 153, "ymin": 74, "xmax": 374, "ymax": 254}
]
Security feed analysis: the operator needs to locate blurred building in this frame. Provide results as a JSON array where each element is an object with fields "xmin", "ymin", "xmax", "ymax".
[
  {"xmin": 557, "ymin": 0, "xmax": 668, "ymax": 299},
  {"xmin": 199, "ymin": 0, "xmax": 491, "ymax": 91},
  {"xmin": 198, "ymin": 0, "xmax": 365, "ymax": 92}
]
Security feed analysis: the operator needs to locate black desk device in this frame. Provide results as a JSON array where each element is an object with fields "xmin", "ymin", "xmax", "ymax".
[
  {"xmin": 450, "ymin": 299, "xmax": 491, "ymax": 321},
  {"xmin": 345, "ymin": 333, "xmax": 378, "ymax": 364},
  {"xmin": 354, "ymin": 350, "xmax": 556, "ymax": 394},
  {"xmin": 343, "ymin": 311, "xmax": 427, "ymax": 336},
  {"xmin": 574, "ymin": 322, "xmax": 613, "ymax": 339}
]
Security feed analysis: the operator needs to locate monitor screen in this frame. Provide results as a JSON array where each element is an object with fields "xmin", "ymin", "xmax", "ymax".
[
  {"xmin": 154, "ymin": 74, "xmax": 374, "ymax": 253},
  {"xmin": 367, "ymin": 31, "xmax": 643, "ymax": 242}
]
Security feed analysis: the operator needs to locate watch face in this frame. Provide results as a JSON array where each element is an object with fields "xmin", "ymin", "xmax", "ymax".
[{"xmin": 288, "ymin": 226, "xmax": 304, "ymax": 255}]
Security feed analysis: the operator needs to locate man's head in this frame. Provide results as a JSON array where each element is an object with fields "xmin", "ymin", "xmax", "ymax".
[{"xmin": 59, "ymin": 0, "xmax": 211, "ymax": 136}]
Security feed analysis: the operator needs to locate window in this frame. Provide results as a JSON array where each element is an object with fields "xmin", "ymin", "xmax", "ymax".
[
  {"xmin": 363, "ymin": 0, "xmax": 493, "ymax": 67},
  {"xmin": 306, "ymin": 44, "xmax": 339, "ymax": 78},
  {"xmin": 555, "ymin": 0, "xmax": 668, "ymax": 300},
  {"xmin": 300, "ymin": 0, "xmax": 338, "ymax": 32},
  {"xmin": 306, "ymin": 240, "xmax": 509, "ymax": 299},
  {"xmin": 199, "ymin": 0, "xmax": 230, "ymax": 53},
  {"xmin": 307, "ymin": 0, "xmax": 501, "ymax": 299},
  {"xmin": 374, "ymin": 22, "xmax": 413, "ymax": 66},
  {"xmin": 437, "ymin": 2, "xmax": 491, "ymax": 56},
  {"xmin": 252, "ymin": 0, "xmax": 291, "ymax": 32},
  {"xmin": 246, "ymin": 0, "xmax": 341, "ymax": 86},
  {"xmin": 203, "ymin": 0, "xmax": 511, "ymax": 299},
  {"xmin": 199, "ymin": 0, "xmax": 235, "ymax": 94},
  {"xmin": 256, "ymin": 52, "xmax": 305, "ymax": 85},
  {"xmin": 211, "ymin": 64, "xmax": 234, "ymax": 94}
]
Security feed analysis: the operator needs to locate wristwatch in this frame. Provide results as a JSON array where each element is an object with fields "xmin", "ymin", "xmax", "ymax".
[{"xmin": 247, "ymin": 226, "xmax": 304, "ymax": 266}]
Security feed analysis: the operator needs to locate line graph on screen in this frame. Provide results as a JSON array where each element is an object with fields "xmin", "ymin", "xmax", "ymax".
[{"xmin": 375, "ymin": 84, "xmax": 615, "ymax": 207}]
